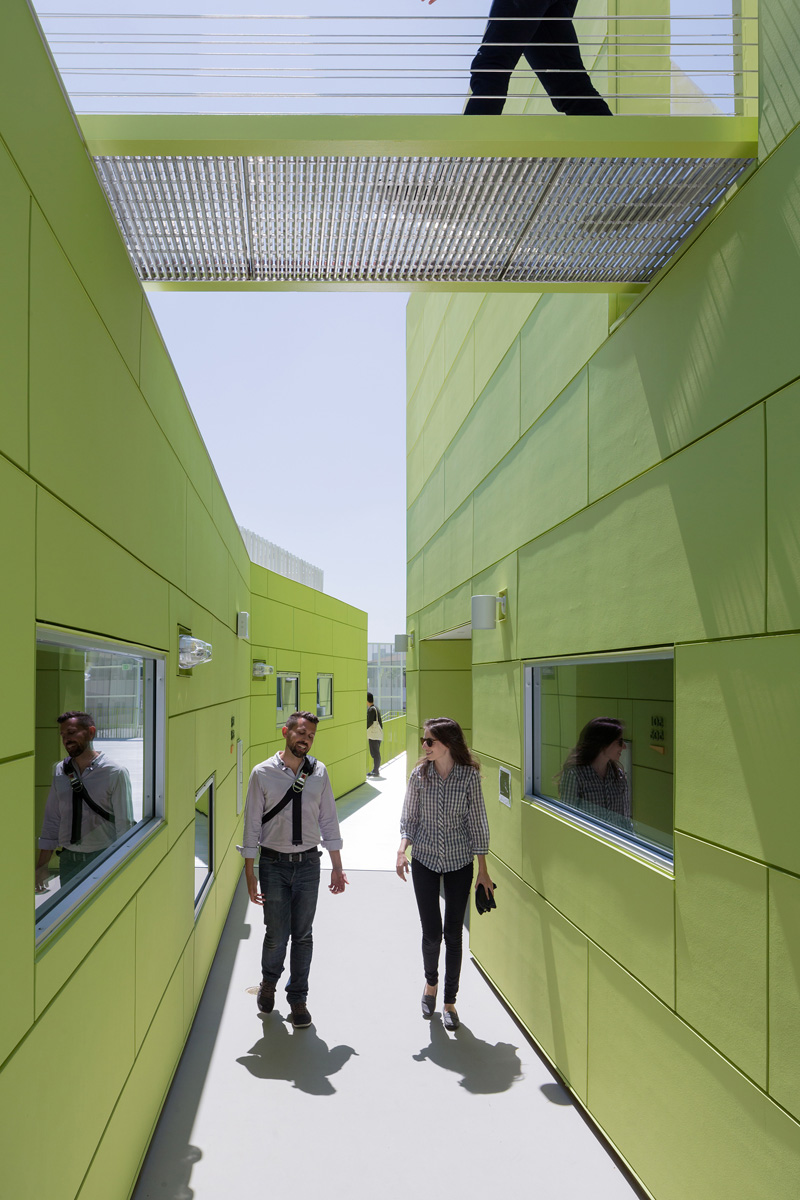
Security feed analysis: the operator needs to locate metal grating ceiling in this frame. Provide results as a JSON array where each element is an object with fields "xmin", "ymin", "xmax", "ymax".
[{"xmin": 93, "ymin": 153, "xmax": 752, "ymax": 285}]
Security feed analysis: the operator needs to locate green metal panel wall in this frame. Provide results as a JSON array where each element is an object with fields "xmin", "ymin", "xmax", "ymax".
[
  {"xmin": 0, "ymin": 4, "xmax": 366, "ymax": 1198},
  {"xmin": 405, "ymin": 9, "xmax": 800, "ymax": 1196}
]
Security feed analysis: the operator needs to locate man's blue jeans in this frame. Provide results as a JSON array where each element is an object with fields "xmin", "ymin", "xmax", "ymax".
[{"xmin": 258, "ymin": 851, "xmax": 321, "ymax": 1004}]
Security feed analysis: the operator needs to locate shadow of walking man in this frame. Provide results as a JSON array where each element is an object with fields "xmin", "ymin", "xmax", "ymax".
[
  {"xmin": 237, "ymin": 1016, "xmax": 357, "ymax": 1096},
  {"xmin": 413, "ymin": 1016, "xmax": 522, "ymax": 1094}
]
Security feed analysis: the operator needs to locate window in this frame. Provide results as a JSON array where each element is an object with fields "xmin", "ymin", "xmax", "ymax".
[
  {"xmin": 194, "ymin": 775, "xmax": 214, "ymax": 909},
  {"xmin": 316, "ymin": 673, "xmax": 333, "ymax": 719},
  {"xmin": 34, "ymin": 629, "xmax": 165, "ymax": 937},
  {"xmin": 525, "ymin": 651, "xmax": 674, "ymax": 865},
  {"xmin": 276, "ymin": 672, "xmax": 299, "ymax": 724}
]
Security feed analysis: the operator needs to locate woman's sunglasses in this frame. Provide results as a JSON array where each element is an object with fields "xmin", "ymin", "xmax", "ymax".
[{"xmin": 420, "ymin": 737, "xmax": 435, "ymax": 747}]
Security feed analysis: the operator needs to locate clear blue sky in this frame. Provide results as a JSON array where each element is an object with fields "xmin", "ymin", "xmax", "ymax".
[{"xmin": 148, "ymin": 291, "xmax": 410, "ymax": 641}]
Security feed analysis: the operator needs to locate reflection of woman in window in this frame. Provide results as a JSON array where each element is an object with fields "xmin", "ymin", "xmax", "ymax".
[{"xmin": 558, "ymin": 717, "xmax": 630, "ymax": 827}]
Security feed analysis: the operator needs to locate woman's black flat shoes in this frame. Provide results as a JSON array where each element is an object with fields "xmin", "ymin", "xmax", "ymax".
[
  {"xmin": 443, "ymin": 1007, "xmax": 460, "ymax": 1032},
  {"xmin": 421, "ymin": 990, "xmax": 436, "ymax": 1017}
]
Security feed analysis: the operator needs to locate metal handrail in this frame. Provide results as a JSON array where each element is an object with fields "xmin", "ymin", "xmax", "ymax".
[{"xmin": 37, "ymin": 11, "xmax": 758, "ymax": 116}]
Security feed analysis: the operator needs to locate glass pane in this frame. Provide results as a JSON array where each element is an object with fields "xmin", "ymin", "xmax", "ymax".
[
  {"xmin": 535, "ymin": 657, "xmax": 674, "ymax": 857},
  {"xmin": 194, "ymin": 777, "xmax": 213, "ymax": 904},
  {"xmin": 317, "ymin": 674, "xmax": 332, "ymax": 717},
  {"xmin": 34, "ymin": 638, "xmax": 155, "ymax": 919}
]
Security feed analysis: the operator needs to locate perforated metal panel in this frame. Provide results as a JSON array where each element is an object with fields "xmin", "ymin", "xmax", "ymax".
[{"xmin": 93, "ymin": 153, "xmax": 751, "ymax": 285}]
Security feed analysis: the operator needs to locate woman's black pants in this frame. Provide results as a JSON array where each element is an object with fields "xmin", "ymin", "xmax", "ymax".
[{"xmin": 411, "ymin": 858, "xmax": 474, "ymax": 1005}]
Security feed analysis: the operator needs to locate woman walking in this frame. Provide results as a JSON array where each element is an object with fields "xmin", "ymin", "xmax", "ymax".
[{"xmin": 396, "ymin": 718, "xmax": 494, "ymax": 1031}]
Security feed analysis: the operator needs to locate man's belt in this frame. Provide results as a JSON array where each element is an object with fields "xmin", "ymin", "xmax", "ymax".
[{"xmin": 261, "ymin": 847, "xmax": 320, "ymax": 863}]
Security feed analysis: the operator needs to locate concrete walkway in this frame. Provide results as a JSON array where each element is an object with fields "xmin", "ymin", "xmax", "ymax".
[{"xmin": 134, "ymin": 755, "xmax": 645, "ymax": 1200}]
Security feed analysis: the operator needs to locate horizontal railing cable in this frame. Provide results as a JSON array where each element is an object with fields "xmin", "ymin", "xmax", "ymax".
[{"xmin": 37, "ymin": 11, "xmax": 757, "ymax": 116}]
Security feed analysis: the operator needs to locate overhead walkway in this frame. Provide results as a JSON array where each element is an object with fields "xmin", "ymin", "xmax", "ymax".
[
  {"xmin": 133, "ymin": 754, "xmax": 646, "ymax": 1200},
  {"xmin": 81, "ymin": 113, "xmax": 756, "ymax": 292},
  {"xmin": 37, "ymin": 9, "xmax": 758, "ymax": 291}
]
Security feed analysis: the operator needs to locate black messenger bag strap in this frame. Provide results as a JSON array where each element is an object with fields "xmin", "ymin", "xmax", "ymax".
[
  {"xmin": 260, "ymin": 757, "xmax": 317, "ymax": 845},
  {"xmin": 63, "ymin": 758, "xmax": 114, "ymax": 845}
]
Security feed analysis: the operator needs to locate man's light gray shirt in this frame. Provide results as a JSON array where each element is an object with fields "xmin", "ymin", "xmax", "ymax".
[
  {"xmin": 38, "ymin": 752, "xmax": 134, "ymax": 852},
  {"xmin": 239, "ymin": 753, "xmax": 343, "ymax": 858}
]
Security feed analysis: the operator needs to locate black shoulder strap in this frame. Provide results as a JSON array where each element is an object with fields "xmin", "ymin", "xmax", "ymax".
[
  {"xmin": 63, "ymin": 759, "xmax": 114, "ymax": 822},
  {"xmin": 260, "ymin": 757, "xmax": 316, "ymax": 827}
]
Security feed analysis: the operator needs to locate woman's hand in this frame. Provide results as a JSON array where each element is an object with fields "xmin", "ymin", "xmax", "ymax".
[
  {"xmin": 396, "ymin": 852, "xmax": 411, "ymax": 881},
  {"xmin": 475, "ymin": 870, "xmax": 495, "ymax": 896}
]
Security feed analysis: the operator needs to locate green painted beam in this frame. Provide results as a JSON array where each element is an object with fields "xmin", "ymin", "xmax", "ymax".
[
  {"xmin": 80, "ymin": 113, "xmax": 757, "ymax": 161},
  {"xmin": 142, "ymin": 280, "xmax": 646, "ymax": 295}
]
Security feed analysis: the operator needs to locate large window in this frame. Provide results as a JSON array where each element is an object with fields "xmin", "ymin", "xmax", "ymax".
[
  {"xmin": 276, "ymin": 672, "xmax": 299, "ymax": 725},
  {"xmin": 525, "ymin": 651, "xmax": 674, "ymax": 865},
  {"xmin": 34, "ymin": 629, "xmax": 165, "ymax": 937},
  {"xmin": 316, "ymin": 673, "xmax": 333, "ymax": 719}
]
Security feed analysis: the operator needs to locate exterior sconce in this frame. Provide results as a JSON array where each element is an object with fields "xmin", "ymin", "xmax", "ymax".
[
  {"xmin": 394, "ymin": 632, "xmax": 414, "ymax": 652},
  {"xmin": 252, "ymin": 661, "xmax": 275, "ymax": 680},
  {"xmin": 179, "ymin": 635, "xmax": 213, "ymax": 669},
  {"xmin": 237, "ymin": 611, "xmax": 250, "ymax": 639},
  {"xmin": 471, "ymin": 592, "xmax": 507, "ymax": 631}
]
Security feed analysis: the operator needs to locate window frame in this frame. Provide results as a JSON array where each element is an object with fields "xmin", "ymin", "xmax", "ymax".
[
  {"xmin": 524, "ymin": 648, "xmax": 675, "ymax": 870},
  {"xmin": 194, "ymin": 773, "xmax": 215, "ymax": 914},
  {"xmin": 316, "ymin": 673, "xmax": 334, "ymax": 719},
  {"xmin": 276, "ymin": 672, "xmax": 299, "ymax": 725},
  {"xmin": 34, "ymin": 626, "xmax": 166, "ymax": 945}
]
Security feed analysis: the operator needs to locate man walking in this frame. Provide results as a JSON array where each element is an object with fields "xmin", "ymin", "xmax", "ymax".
[
  {"xmin": 367, "ymin": 691, "xmax": 384, "ymax": 779},
  {"xmin": 427, "ymin": 0, "xmax": 612, "ymax": 117},
  {"xmin": 240, "ymin": 711, "xmax": 347, "ymax": 1029}
]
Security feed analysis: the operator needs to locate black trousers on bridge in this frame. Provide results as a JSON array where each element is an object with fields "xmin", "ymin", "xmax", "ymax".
[{"xmin": 464, "ymin": 0, "xmax": 613, "ymax": 116}]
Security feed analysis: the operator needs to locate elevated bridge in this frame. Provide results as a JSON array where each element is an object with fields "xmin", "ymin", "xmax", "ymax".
[
  {"xmin": 40, "ymin": 8, "xmax": 758, "ymax": 292},
  {"xmin": 81, "ymin": 112, "xmax": 756, "ymax": 292}
]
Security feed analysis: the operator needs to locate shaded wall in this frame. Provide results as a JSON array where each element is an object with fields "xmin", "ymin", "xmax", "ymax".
[{"xmin": 0, "ymin": 4, "xmax": 366, "ymax": 1198}]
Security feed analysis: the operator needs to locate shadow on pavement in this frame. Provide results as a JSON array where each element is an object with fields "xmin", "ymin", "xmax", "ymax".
[
  {"xmin": 413, "ymin": 1015, "xmax": 523, "ymax": 1094},
  {"xmin": 237, "ymin": 1016, "xmax": 358, "ymax": 1095}
]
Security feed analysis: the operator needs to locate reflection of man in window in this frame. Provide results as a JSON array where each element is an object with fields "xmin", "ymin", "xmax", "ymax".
[
  {"xmin": 35, "ymin": 710, "xmax": 134, "ymax": 891},
  {"xmin": 558, "ymin": 717, "xmax": 630, "ymax": 827}
]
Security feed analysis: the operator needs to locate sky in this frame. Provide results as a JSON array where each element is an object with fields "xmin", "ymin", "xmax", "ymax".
[{"xmin": 147, "ymin": 290, "xmax": 410, "ymax": 641}]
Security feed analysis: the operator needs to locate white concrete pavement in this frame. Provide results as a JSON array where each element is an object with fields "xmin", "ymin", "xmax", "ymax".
[{"xmin": 133, "ymin": 754, "xmax": 645, "ymax": 1200}]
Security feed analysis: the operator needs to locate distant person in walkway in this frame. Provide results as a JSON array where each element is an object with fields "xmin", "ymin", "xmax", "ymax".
[
  {"xmin": 367, "ymin": 692, "xmax": 383, "ymax": 778},
  {"xmin": 426, "ymin": 0, "xmax": 612, "ymax": 116},
  {"xmin": 558, "ymin": 716, "xmax": 631, "ymax": 827},
  {"xmin": 240, "ymin": 711, "xmax": 348, "ymax": 1029},
  {"xmin": 35, "ymin": 710, "xmax": 133, "ymax": 892},
  {"xmin": 396, "ymin": 717, "xmax": 494, "ymax": 1031}
]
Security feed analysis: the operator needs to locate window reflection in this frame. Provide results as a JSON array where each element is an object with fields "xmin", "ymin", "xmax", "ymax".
[
  {"xmin": 194, "ymin": 776, "xmax": 214, "ymax": 906},
  {"xmin": 34, "ymin": 635, "xmax": 161, "ymax": 924},
  {"xmin": 316, "ymin": 673, "xmax": 333, "ymax": 718},
  {"xmin": 531, "ymin": 655, "xmax": 674, "ymax": 860},
  {"xmin": 276, "ymin": 673, "xmax": 299, "ymax": 725}
]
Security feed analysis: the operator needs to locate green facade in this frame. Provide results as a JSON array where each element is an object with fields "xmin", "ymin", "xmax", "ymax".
[
  {"xmin": 405, "ymin": 4, "xmax": 800, "ymax": 1195},
  {"xmin": 0, "ymin": 5, "xmax": 365, "ymax": 1197}
]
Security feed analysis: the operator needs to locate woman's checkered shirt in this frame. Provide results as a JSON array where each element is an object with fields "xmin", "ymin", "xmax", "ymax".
[{"xmin": 400, "ymin": 762, "xmax": 490, "ymax": 873}]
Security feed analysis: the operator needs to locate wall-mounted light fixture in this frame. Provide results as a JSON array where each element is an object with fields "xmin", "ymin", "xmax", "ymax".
[
  {"xmin": 179, "ymin": 635, "xmax": 213, "ymax": 670},
  {"xmin": 252, "ymin": 660, "xmax": 275, "ymax": 680},
  {"xmin": 237, "ymin": 611, "xmax": 250, "ymax": 639},
  {"xmin": 394, "ymin": 632, "xmax": 415, "ymax": 652},
  {"xmin": 471, "ymin": 592, "xmax": 507, "ymax": 631}
]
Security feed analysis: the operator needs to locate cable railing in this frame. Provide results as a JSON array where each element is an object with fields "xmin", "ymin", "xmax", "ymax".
[{"xmin": 36, "ymin": 10, "xmax": 757, "ymax": 117}]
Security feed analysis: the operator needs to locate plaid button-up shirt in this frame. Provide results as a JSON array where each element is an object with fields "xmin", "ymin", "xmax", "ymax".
[
  {"xmin": 401, "ymin": 763, "xmax": 490, "ymax": 873},
  {"xmin": 559, "ymin": 764, "xmax": 631, "ymax": 828}
]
